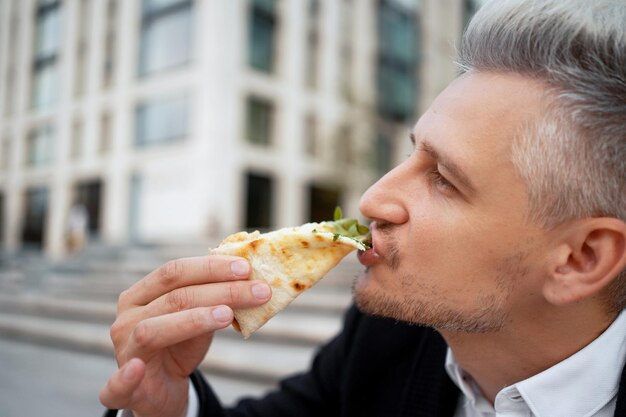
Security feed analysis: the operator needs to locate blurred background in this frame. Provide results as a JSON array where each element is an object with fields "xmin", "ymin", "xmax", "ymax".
[{"xmin": 0, "ymin": 0, "xmax": 485, "ymax": 415}]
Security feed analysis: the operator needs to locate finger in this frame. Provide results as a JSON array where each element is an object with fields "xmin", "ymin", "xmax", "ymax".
[
  {"xmin": 119, "ymin": 255, "xmax": 250, "ymax": 308},
  {"xmin": 99, "ymin": 358, "xmax": 146, "ymax": 410},
  {"xmin": 124, "ymin": 306, "xmax": 233, "ymax": 364},
  {"xmin": 109, "ymin": 280, "xmax": 270, "ymax": 363},
  {"xmin": 168, "ymin": 332, "xmax": 215, "ymax": 373},
  {"xmin": 144, "ymin": 279, "xmax": 272, "ymax": 318}
]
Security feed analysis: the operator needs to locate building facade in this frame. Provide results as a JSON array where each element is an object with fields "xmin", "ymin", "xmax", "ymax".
[{"xmin": 0, "ymin": 0, "xmax": 479, "ymax": 259}]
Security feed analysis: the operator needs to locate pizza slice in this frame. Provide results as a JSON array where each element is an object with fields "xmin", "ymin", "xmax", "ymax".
[{"xmin": 210, "ymin": 207, "xmax": 370, "ymax": 338}]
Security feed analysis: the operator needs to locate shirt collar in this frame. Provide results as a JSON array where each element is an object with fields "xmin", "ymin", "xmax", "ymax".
[
  {"xmin": 516, "ymin": 310, "xmax": 626, "ymax": 417},
  {"xmin": 445, "ymin": 347, "xmax": 496, "ymax": 413},
  {"xmin": 445, "ymin": 348, "xmax": 472, "ymax": 399},
  {"xmin": 445, "ymin": 310, "xmax": 626, "ymax": 417}
]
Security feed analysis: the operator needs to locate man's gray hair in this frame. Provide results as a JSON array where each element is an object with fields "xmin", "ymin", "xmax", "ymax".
[{"xmin": 457, "ymin": 0, "xmax": 626, "ymax": 311}]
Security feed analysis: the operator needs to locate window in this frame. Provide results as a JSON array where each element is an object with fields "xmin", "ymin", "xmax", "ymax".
[
  {"xmin": 3, "ymin": 2, "xmax": 19, "ymax": 117},
  {"xmin": 26, "ymin": 125, "xmax": 54, "ymax": 167},
  {"xmin": 74, "ymin": 0, "xmax": 90, "ymax": 98},
  {"xmin": 100, "ymin": 111, "xmax": 112, "ymax": 154},
  {"xmin": 372, "ymin": 133, "xmax": 393, "ymax": 175},
  {"xmin": 245, "ymin": 97, "xmax": 274, "ymax": 146},
  {"xmin": 308, "ymin": 184, "xmax": 341, "ymax": 223},
  {"xmin": 248, "ymin": 0, "xmax": 277, "ymax": 73},
  {"xmin": 32, "ymin": 64, "xmax": 58, "ymax": 110},
  {"xmin": 31, "ymin": 0, "xmax": 62, "ymax": 109},
  {"xmin": 463, "ymin": 0, "xmax": 480, "ymax": 31},
  {"xmin": 103, "ymin": 0, "xmax": 118, "ymax": 88},
  {"xmin": 22, "ymin": 187, "xmax": 49, "ymax": 248},
  {"xmin": 128, "ymin": 174, "xmax": 142, "ymax": 242},
  {"xmin": 73, "ymin": 180, "xmax": 103, "ymax": 235},
  {"xmin": 1, "ymin": 138, "xmax": 10, "ymax": 171},
  {"xmin": 304, "ymin": 114, "xmax": 318, "ymax": 157},
  {"xmin": 70, "ymin": 118, "xmax": 83, "ymax": 159},
  {"xmin": 0, "ymin": 192, "xmax": 4, "ymax": 248},
  {"xmin": 244, "ymin": 172, "xmax": 274, "ymax": 230},
  {"xmin": 135, "ymin": 94, "xmax": 189, "ymax": 147},
  {"xmin": 339, "ymin": 0, "xmax": 354, "ymax": 99},
  {"xmin": 335, "ymin": 124, "xmax": 353, "ymax": 165},
  {"xmin": 377, "ymin": 0, "xmax": 420, "ymax": 121},
  {"xmin": 138, "ymin": 0, "xmax": 193, "ymax": 77},
  {"xmin": 305, "ymin": 0, "xmax": 320, "ymax": 89}
]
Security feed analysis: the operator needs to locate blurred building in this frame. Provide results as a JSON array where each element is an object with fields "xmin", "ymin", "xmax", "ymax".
[{"xmin": 0, "ymin": 0, "xmax": 481, "ymax": 259}]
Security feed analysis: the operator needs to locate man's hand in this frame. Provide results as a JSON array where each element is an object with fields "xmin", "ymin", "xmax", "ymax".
[{"xmin": 99, "ymin": 255, "xmax": 271, "ymax": 417}]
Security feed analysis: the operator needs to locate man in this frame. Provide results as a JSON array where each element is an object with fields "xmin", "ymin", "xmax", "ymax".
[{"xmin": 100, "ymin": 0, "xmax": 626, "ymax": 415}]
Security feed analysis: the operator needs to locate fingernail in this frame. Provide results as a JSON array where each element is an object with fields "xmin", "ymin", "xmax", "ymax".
[
  {"xmin": 123, "ymin": 362, "xmax": 137, "ymax": 381},
  {"xmin": 251, "ymin": 283, "xmax": 271, "ymax": 299},
  {"xmin": 212, "ymin": 306, "xmax": 232, "ymax": 323},
  {"xmin": 230, "ymin": 260, "xmax": 249, "ymax": 276}
]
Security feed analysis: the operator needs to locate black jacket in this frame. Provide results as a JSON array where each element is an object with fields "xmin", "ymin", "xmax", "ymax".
[{"xmin": 106, "ymin": 306, "xmax": 626, "ymax": 417}]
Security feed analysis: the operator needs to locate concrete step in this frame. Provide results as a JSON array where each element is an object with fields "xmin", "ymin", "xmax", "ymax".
[
  {"xmin": 0, "ymin": 312, "xmax": 321, "ymax": 385},
  {"xmin": 206, "ymin": 335, "xmax": 317, "ymax": 384},
  {"xmin": 0, "ymin": 312, "xmax": 112, "ymax": 356},
  {"xmin": 0, "ymin": 292, "xmax": 346, "ymax": 347},
  {"xmin": 0, "ymin": 255, "xmax": 361, "ymax": 300},
  {"xmin": 0, "ymin": 293, "xmax": 117, "ymax": 324},
  {"xmin": 0, "ymin": 264, "xmax": 354, "ymax": 317},
  {"xmin": 46, "ymin": 258, "xmax": 360, "ymax": 289}
]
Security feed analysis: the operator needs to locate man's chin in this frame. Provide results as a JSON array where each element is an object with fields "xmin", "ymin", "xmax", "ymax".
[
  {"xmin": 352, "ymin": 269, "xmax": 369, "ymax": 292},
  {"xmin": 353, "ymin": 282, "xmax": 510, "ymax": 333},
  {"xmin": 351, "ymin": 270, "xmax": 434, "ymax": 327},
  {"xmin": 352, "ymin": 276, "xmax": 406, "ymax": 321},
  {"xmin": 352, "ymin": 270, "xmax": 383, "ymax": 303}
]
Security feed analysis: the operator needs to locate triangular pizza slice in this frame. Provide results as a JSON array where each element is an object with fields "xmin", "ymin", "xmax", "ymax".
[{"xmin": 210, "ymin": 211, "xmax": 370, "ymax": 338}]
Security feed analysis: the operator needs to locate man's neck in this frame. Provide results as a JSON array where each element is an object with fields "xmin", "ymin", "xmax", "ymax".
[{"xmin": 439, "ymin": 304, "xmax": 615, "ymax": 404}]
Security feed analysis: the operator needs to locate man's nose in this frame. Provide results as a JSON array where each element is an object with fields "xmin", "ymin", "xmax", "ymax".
[{"xmin": 359, "ymin": 162, "xmax": 410, "ymax": 225}]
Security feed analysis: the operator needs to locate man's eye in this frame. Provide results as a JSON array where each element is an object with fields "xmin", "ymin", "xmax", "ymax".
[{"xmin": 428, "ymin": 168, "xmax": 456, "ymax": 193}]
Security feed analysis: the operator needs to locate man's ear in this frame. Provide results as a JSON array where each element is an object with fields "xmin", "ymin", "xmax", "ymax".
[{"xmin": 543, "ymin": 218, "xmax": 626, "ymax": 306}]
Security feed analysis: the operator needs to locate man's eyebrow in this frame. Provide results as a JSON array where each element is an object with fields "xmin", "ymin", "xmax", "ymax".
[{"xmin": 410, "ymin": 132, "xmax": 477, "ymax": 193}]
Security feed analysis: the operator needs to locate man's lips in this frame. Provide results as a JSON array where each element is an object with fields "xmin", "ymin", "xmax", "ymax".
[
  {"xmin": 357, "ymin": 247, "xmax": 382, "ymax": 267},
  {"xmin": 358, "ymin": 229, "xmax": 383, "ymax": 267}
]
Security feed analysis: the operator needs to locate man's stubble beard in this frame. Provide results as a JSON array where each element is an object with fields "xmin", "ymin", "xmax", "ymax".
[{"xmin": 353, "ymin": 240, "xmax": 529, "ymax": 333}]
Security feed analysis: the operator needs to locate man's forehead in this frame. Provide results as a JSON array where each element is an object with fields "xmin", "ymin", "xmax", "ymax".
[
  {"xmin": 411, "ymin": 72, "xmax": 546, "ymax": 191},
  {"xmin": 414, "ymin": 72, "xmax": 546, "ymax": 154},
  {"xmin": 439, "ymin": 73, "xmax": 541, "ymax": 121}
]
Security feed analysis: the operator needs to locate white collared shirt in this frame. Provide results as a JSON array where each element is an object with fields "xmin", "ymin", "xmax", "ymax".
[{"xmin": 446, "ymin": 310, "xmax": 626, "ymax": 417}]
